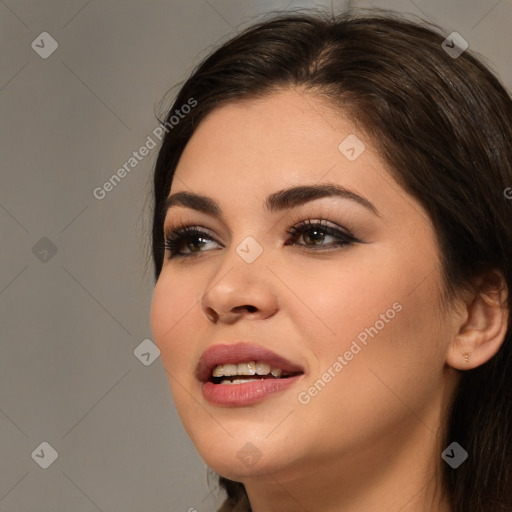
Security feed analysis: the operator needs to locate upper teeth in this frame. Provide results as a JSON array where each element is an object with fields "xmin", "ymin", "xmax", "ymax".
[{"xmin": 212, "ymin": 361, "xmax": 285, "ymax": 378}]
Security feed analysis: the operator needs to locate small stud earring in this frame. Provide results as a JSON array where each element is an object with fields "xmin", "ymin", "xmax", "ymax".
[{"xmin": 463, "ymin": 353, "xmax": 470, "ymax": 363}]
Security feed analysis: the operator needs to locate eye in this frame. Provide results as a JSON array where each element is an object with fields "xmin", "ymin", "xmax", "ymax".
[
  {"xmin": 285, "ymin": 218, "xmax": 358, "ymax": 250},
  {"xmin": 163, "ymin": 225, "xmax": 220, "ymax": 259},
  {"xmin": 163, "ymin": 218, "xmax": 358, "ymax": 260}
]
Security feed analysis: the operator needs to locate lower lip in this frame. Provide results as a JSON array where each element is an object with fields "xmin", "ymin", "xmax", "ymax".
[{"xmin": 201, "ymin": 375, "xmax": 303, "ymax": 406}]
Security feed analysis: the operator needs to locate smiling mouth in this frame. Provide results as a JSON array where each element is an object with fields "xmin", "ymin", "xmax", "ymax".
[
  {"xmin": 210, "ymin": 360, "xmax": 303, "ymax": 385},
  {"xmin": 198, "ymin": 343, "xmax": 305, "ymax": 406}
]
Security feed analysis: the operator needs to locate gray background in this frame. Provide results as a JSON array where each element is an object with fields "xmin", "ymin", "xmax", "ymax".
[{"xmin": 1, "ymin": 0, "xmax": 511, "ymax": 511}]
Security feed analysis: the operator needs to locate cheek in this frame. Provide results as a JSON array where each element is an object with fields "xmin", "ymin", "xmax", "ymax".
[
  {"xmin": 298, "ymin": 244, "xmax": 446, "ymax": 399},
  {"xmin": 305, "ymin": 269, "xmax": 446, "ymax": 421},
  {"xmin": 150, "ymin": 274, "xmax": 199, "ymax": 371},
  {"xmin": 290, "ymin": 254, "xmax": 400, "ymax": 357},
  {"xmin": 150, "ymin": 275, "xmax": 206, "ymax": 431}
]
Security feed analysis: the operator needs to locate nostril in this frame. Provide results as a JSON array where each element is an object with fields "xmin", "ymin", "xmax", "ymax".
[
  {"xmin": 233, "ymin": 305, "xmax": 257, "ymax": 314},
  {"xmin": 204, "ymin": 307, "xmax": 222, "ymax": 323}
]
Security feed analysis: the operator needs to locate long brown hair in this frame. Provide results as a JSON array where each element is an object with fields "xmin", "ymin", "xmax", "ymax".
[{"xmin": 151, "ymin": 9, "xmax": 512, "ymax": 511}]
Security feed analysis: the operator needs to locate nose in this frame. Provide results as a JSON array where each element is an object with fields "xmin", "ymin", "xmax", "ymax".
[{"xmin": 200, "ymin": 249, "xmax": 279, "ymax": 324}]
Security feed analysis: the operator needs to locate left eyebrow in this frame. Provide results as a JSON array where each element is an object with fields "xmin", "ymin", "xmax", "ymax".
[{"xmin": 163, "ymin": 182, "xmax": 380, "ymax": 219}]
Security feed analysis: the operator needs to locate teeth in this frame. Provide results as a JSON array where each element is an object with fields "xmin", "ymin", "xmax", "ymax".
[
  {"xmin": 212, "ymin": 363, "xmax": 238, "ymax": 377},
  {"xmin": 212, "ymin": 365, "xmax": 224, "ymax": 378},
  {"xmin": 238, "ymin": 362, "xmax": 256, "ymax": 375},
  {"xmin": 212, "ymin": 360, "xmax": 289, "ymax": 378},
  {"xmin": 221, "ymin": 378, "xmax": 261, "ymax": 385},
  {"xmin": 255, "ymin": 361, "xmax": 271, "ymax": 375}
]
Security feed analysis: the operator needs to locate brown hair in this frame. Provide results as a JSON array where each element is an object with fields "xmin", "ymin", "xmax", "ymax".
[{"xmin": 151, "ymin": 9, "xmax": 512, "ymax": 511}]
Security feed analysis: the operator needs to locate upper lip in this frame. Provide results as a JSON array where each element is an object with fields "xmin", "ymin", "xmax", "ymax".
[{"xmin": 196, "ymin": 342, "xmax": 304, "ymax": 382}]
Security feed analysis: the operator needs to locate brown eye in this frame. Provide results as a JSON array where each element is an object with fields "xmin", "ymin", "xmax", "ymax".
[
  {"xmin": 286, "ymin": 219, "xmax": 358, "ymax": 250},
  {"xmin": 164, "ymin": 226, "xmax": 221, "ymax": 259}
]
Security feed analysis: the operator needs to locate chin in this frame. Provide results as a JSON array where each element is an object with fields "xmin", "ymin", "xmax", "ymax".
[
  {"xmin": 204, "ymin": 451, "xmax": 284, "ymax": 482},
  {"xmin": 191, "ymin": 425, "xmax": 303, "ymax": 483}
]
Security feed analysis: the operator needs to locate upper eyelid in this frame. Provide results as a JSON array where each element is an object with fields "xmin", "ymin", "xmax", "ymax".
[
  {"xmin": 163, "ymin": 195, "xmax": 365, "ymax": 225},
  {"xmin": 164, "ymin": 218, "xmax": 344, "ymax": 234},
  {"xmin": 163, "ymin": 205, "xmax": 358, "ymax": 237},
  {"xmin": 164, "ymin": 222, "xmax": 217, "ymax": 240}
]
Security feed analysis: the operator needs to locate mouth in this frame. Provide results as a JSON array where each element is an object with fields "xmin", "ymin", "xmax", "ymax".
[
  {"xmin": 210, "ymin": 361, "xmax": 302, "ymax": 385},
  {"xmin": 196, "ymin": 342, "xmax": 305, "ymax": 406}
]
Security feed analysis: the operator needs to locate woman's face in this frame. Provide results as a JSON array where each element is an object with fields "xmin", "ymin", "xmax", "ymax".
[{"xmin": 150, "ymin": 89, "xmax": 459, "ymax": 485}]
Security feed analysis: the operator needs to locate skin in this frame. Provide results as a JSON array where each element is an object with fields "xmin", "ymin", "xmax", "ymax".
[{"xmin": 150, "ymin": 89, "xmax": 508, "ymax": 512}]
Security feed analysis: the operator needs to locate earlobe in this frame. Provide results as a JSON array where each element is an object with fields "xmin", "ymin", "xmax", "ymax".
[{"xmin": 446, "ymin": 271, "xmax": 509, "ymax": 371}]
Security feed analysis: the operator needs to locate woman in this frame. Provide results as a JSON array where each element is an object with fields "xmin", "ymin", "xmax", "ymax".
[{"xmin": 149, "ymin": 9, "xmax": 512, "ymax": 512}]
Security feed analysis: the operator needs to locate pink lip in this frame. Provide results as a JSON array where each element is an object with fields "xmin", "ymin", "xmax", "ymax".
[
  {"xmin": 196, "ymin": 342, "xmax": 304, "ymax": 406},
  {"xmin": 201, "ymin": 376, "xmax": 303, "ymax": 406}
]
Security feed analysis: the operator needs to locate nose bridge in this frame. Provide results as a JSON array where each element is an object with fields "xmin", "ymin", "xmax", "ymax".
[
  {"xmin": 213, "ymin": 207, "xmax": 270, "ymax": 279},
  {"xmin": 200, "ymin": 230, "xmax": 276, "ymax": 321}
]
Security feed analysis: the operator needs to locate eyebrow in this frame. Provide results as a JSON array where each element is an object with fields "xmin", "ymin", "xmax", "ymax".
[{"xmin": 163, "ymin": 183, "xmax": 380, "ymax": 220}]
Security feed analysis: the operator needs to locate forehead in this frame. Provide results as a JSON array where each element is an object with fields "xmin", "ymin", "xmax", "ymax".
[
  {"xmin": 168, "ymin": 90, "xmax": 425, "ymax": 230},
  {"xmin": 174, "ymin": 91, "xmax": 368, "ymax": 189}
]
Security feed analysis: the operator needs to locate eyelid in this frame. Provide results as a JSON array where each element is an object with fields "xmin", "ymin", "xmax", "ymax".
[
  {"xmin": 163, "ymin": 220, "xmax": 218, "ymax": 240},
  {"xmin": 164, "ymin": 205, "xmax": 357, "ymax": 239},
  {"xmin": 284, "ymin": 208, "xmax": 358, "ymax": 239},
  {"xmin": 287, "ymin": 219, "xmax": 356, "ymax": 243}
]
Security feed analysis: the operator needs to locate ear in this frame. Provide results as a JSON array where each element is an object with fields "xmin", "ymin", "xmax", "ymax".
[{"xmin": 446, "ymin": 270, "xmax": 509, "ymax": 370}]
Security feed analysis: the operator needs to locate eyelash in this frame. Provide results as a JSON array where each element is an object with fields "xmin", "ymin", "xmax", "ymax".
[{"xmin": 163, "ymin": 217, "xmax": 359, "ymax": 260}]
